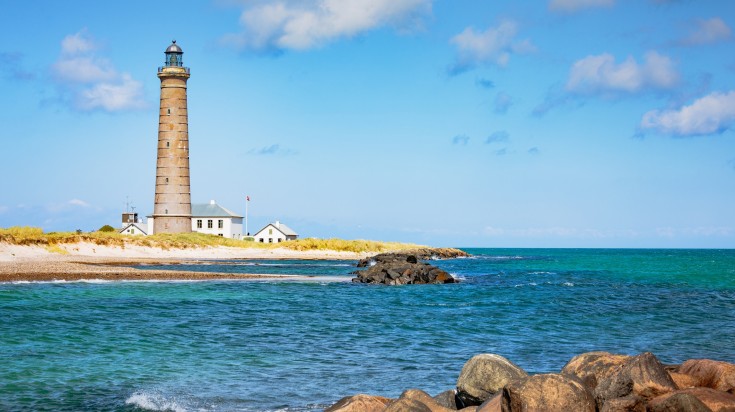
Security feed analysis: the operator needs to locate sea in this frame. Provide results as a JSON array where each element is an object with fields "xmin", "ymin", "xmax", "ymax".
[{"xmin": 1, "ymin": 248, "xmax": 734, "ymax": 411}]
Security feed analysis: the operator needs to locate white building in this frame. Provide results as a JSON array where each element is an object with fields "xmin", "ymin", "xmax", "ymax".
[
  {"xmin": 119, "ymin": 212, "xmax": 148, "ymax": 236},
  {"xmin": 253, "ymin": 221, "xmax": 298, "ymax": 243},
  {"xmin": 148, "ymin": 200, "xmax": 244, "ymax": 239}
]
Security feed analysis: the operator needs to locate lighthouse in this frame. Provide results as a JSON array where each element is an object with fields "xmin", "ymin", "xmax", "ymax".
[{"xmin": 151, "ymin": 40, "xmax": 192, "ymax": 234}]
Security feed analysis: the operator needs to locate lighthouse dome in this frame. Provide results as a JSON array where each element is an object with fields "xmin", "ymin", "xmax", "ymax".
[{"xmin": 165, "ymin": 40, "xmax": 183, "ymax": 54}]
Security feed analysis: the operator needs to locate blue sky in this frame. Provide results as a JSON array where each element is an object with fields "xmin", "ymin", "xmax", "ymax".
[{"xmin": 1, "ymin": 0, "xmax": 734, "ymax": 248}]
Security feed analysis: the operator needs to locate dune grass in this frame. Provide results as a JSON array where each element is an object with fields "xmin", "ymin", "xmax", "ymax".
[{"xmin": 0, "ymin": 226, "xmax": 423, "ymax": 254}]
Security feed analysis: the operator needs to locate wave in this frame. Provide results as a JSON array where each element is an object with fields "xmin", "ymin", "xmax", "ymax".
[{"xmin": 125, "ymin": 392, "xmax": 186, "ymax": 412}]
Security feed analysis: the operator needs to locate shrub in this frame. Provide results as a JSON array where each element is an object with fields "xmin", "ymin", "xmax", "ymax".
[{"xmin": 98, "ymin": 225, "xmax": 116, "ymax": 232}]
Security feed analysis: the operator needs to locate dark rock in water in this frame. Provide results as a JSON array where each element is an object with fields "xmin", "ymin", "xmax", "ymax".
[
  {"xmin": 324, "ymin": 393, "xmax": 392, "ymax": 412},
  {"xmin": 352, "ymin": 252, "xmax": 458, "ymax": 285},
  {"xmin": 356, "ymin": 248, "xmax": 469, "ymax": 267},
  {"xmin": 456, "ymin": 353, "xmax": 528, "ymax": 406}
]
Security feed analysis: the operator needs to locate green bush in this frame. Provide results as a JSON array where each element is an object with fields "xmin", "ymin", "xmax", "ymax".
[{"xmin": 98, "ymin": 225, "xmax": 116, "ymax": 232}]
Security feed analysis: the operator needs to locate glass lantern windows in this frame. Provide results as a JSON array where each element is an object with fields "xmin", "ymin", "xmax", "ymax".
[{"xmin": 165, "ymin": 52, "xmax": 183, "ymax": 67}]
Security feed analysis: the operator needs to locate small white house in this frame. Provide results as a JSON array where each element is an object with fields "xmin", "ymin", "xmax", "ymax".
[
  {"xmin": 119, "ymin": 222, "xmax": 148, "ymax": 236},
  {"xmin": 253, "ymin": 221, "xmax": 298, "ymax": 244},
  {"xmin": 147, "ymin": 200, "xmax": 244, "ymax": 239}
]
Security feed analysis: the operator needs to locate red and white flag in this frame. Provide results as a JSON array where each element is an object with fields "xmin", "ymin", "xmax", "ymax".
[{"xmin": 246, "ymin": 196, "xmax": 250, "ymax": 201}]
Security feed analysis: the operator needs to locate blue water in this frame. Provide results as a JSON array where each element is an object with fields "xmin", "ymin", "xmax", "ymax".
[{"xmin": 1, "ymin": 249, "xmax": 734, "ymax": 411}]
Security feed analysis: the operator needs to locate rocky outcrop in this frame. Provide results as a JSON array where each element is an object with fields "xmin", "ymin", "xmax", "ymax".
[
  {"xmin": 352, "ymin": 252, "xmax": 459, "ymax": 285},
  {"xmin": 325, "ymin": 353, "xmax": 735, "ymax": 412},
  {"xmin": 501, "ymin": 373, "xmax": 596, "ymax": 412},
  {"xmin": 455, "ymin": 354, "xmax": 528, "ymax": 407},
  {"xmin": 356, "ymin": 248, "xmax": 469, "ymax": 268}
]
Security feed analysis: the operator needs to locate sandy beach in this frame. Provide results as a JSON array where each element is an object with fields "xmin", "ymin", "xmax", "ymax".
[{"xmin": 0, "ymin": 242, "xmax": 370, "ymax": 282}]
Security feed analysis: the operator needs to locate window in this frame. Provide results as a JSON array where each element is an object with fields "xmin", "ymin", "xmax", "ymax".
[
  {"xmin": 167, "ymin": 108, "xmax": 171, "ymax": 115},
  {"xmin": 166, "ymin": 141, "xmax": 170, "ymax": 148},
  {"xmin": 165, "ymin": 209, "xmax": 168, "ymax": 214},
  {"xmin": 259, "ymin": 238, "xmax": 264, "ymax": 243},
  {"xmin": 268, "ymin": 238, "xmax": 273, "ymax": 243},
  {"xmin": 196, "ymin": 219, "xmax": 202, "ymax": 229},
  {"xmin": 131, "ymin": 228, "xmax": 135, "ymax": 234},
  {"xmin": 218, "ymin": 234, "xmax": 223, "ymax": 237},
  {"xmin": 278, "ymin": 238, "xmax": 282, "ymax": 243},
  {"xmin": 165, "ymin": 177, "xmax": 169, "ymax": 183},
  {"xmin": 207, "ymin": 220, "xmax": 213, "ymax": 229},
  {"xmin": 218, "ymin": 220, "xmax": 223, "ymax": 229},
  {"xmin": 269, "ymin": 228, "xmax": 273, "ymax": 235}
]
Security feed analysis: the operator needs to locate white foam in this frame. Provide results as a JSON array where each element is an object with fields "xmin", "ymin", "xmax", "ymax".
[{"xmin": 125, "ymin": 392, "xmax": 186, "ymax": 412}]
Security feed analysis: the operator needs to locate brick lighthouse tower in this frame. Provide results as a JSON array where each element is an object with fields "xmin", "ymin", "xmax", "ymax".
[{"xmin": 152, "ymin": 40, "xmax": 192, "ymax": 233}]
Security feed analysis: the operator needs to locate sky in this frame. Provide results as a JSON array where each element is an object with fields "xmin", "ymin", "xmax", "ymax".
[{"xmin": 0, "ymin": 0, "xmax": 734, "ymax": 248}]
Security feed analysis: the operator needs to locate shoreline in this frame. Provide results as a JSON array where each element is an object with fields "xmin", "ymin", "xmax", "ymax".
[{"xmin": 0, "ymin": 241, "xmax": 372, "ymax": 282}]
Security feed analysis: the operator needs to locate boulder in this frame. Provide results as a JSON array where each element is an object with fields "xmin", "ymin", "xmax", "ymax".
[
  {"xmin": 385, "ymin": 398, "xmax": 433, "ymax": 412},
  {"xmin": 501, "ymin": 373, "xmax": 595, "ymax": 412},
  {"xmin": 432, "ymin": 389, "xmax": 460, "ymax": 410},
  {"xmin": 325, "ymin": 393, "xmax": 392, "ymax": 412},
  {"xmin": 648, "ymin": 388, "xmax": 735, "ymax": 411},
  {"xmin": 679, "ymin": 359, "xmax": 735, "ymax": 393},
  {"xmin": 648, "ymin": 392, "xmax": 712, "ymax": 412},
  {"xmin": 669, "ymin": 371, "xmax": 701, "ymax": 390},
  {"xmin": 594, "ymin": 352, "xmax": 678, "ymax": 407},
  {"xmin": 397, "ymin": 389, "xmax": 455, "ymax": 412},
  {"xmin": 599, "ymin": 395, "xmax": 645, "ymax": 412},
  {"xmin": 456, "ymin": 354, "xmax": 528, "ymax": 407},
  {"xmin": 561, "ymin": 351, "xmax": 632, "ymax": 390},
  {"xmin": 476, "ymin": 394, "xmax": 501, "ymax": 412}
]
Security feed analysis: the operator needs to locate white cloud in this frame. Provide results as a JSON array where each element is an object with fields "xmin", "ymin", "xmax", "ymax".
[
  {"xmin": 681, "ymin": 17, "xmax": 731, "ymax": 46},
  {"xmin": 449, "ymin": 20, "xmax": 535, "ymax": 74},
  {"xmin": 640, "ymin": 90, "xmax": 735, "ymax": 136},
  {"xmin": 223, "ymin": 0, "xmax": 431, "ymax": 51},
  {"xmin": 68, "ymin": 199, "xmax": 90, "ymax": 207},
  {"xmin": 52, "ymin": 30, "xmax": 146, "ymax": 112},
  {"xmin": 549, "ymin": 0, "xmax": 614, "ymax": 12},
  {"xmin": 566, "ymin": 51, "xmax": 678, "ymax": 95}
]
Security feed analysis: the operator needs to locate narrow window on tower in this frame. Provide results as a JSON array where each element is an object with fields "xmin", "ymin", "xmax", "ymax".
[
  {"xmin": 165, "ymin": 177, "xmax": 169, "ymax": 183},
  {"xmin": 165, "ymin": 209, "xmax": 168, "ymax": 214},
  {"xmin": 167, "ymin": 108, "xmax": 171, "ymax": 115},
  {"xmin": 166, "ymin": 141, "xmax": 170, "ymax": 148}
]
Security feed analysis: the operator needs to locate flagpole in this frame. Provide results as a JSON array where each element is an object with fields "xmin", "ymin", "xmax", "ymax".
[{"xmin": 245, "ymin": 195, "xmax": 249, "ymax": 237}]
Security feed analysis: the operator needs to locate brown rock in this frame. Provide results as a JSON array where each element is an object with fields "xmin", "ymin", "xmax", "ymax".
[
  {"xmin": 385, "ymin": 398, "xmax": 433, "ymax": 412},
  {"xmin": 476, "ymin": 394, "xmax": 501, "ymax": 412},
  {"xmin": 648, "ymin": 387, "xmax": 735, "ymax": 411},
  {"xmin": 432, "ymin": 390, "xmax": 460, "ymax": 410},
  {"xmin": 456, "ymin": 354, "xmax": 528, "ymax": 407},
  {"xmin": 501, "ymin": 373, "xmax": 595, "ymax": 412},
  {"xmin": 600, "ymin": 395, "xmax": 645, "ymax": 412},
  {"xmin": 594, "ymin": 352, "xmax": 678, "ymax": 407},
  {"xmin": 670, "ymin": 371, "xmax": 701, "ymax": 390},
  {"xmin": 399, "ymin": 389, "xmax": 455, "ymax": 412},
  {"xmin": 648, "ymin": 392, "xmax": 712, "ymax": 412},
  {"xmin": 561, "ymin": 351, "xmax": 632, "ymax": 390},
  {"xmin": 325, "ymin": 393, "xmax": 392, "ymax": 412},
  {"xmin": 680, "ymin": 359, "xmax": 735, "ymax": 393}
]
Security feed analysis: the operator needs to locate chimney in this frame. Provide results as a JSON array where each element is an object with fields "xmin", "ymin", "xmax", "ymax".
[
  {"xmin": 275, "ymin": 221, "xmax": 280, "ymax": 229},
  {"xmin": 210, "ymin": 200, "xmax": 215, "ymax": 205}
]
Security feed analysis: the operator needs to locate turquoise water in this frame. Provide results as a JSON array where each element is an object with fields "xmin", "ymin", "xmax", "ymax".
[{"xmin": 1, "ymin": 248, "xmax": 734, "ymax": 411}]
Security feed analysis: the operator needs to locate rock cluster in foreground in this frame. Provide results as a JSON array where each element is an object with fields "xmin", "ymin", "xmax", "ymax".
[
  {"xmin": 352, "ymin": 249, "xmax": 468, "ymax": 285},
  {"xmin": 325, "ymin": 352, "xmax": 735, "ymax": 412}
]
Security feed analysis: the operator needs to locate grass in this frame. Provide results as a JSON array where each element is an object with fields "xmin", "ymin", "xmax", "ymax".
[{"xmin": 0, "ymin": 226, "xmax": 424, "ymax": 254}]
